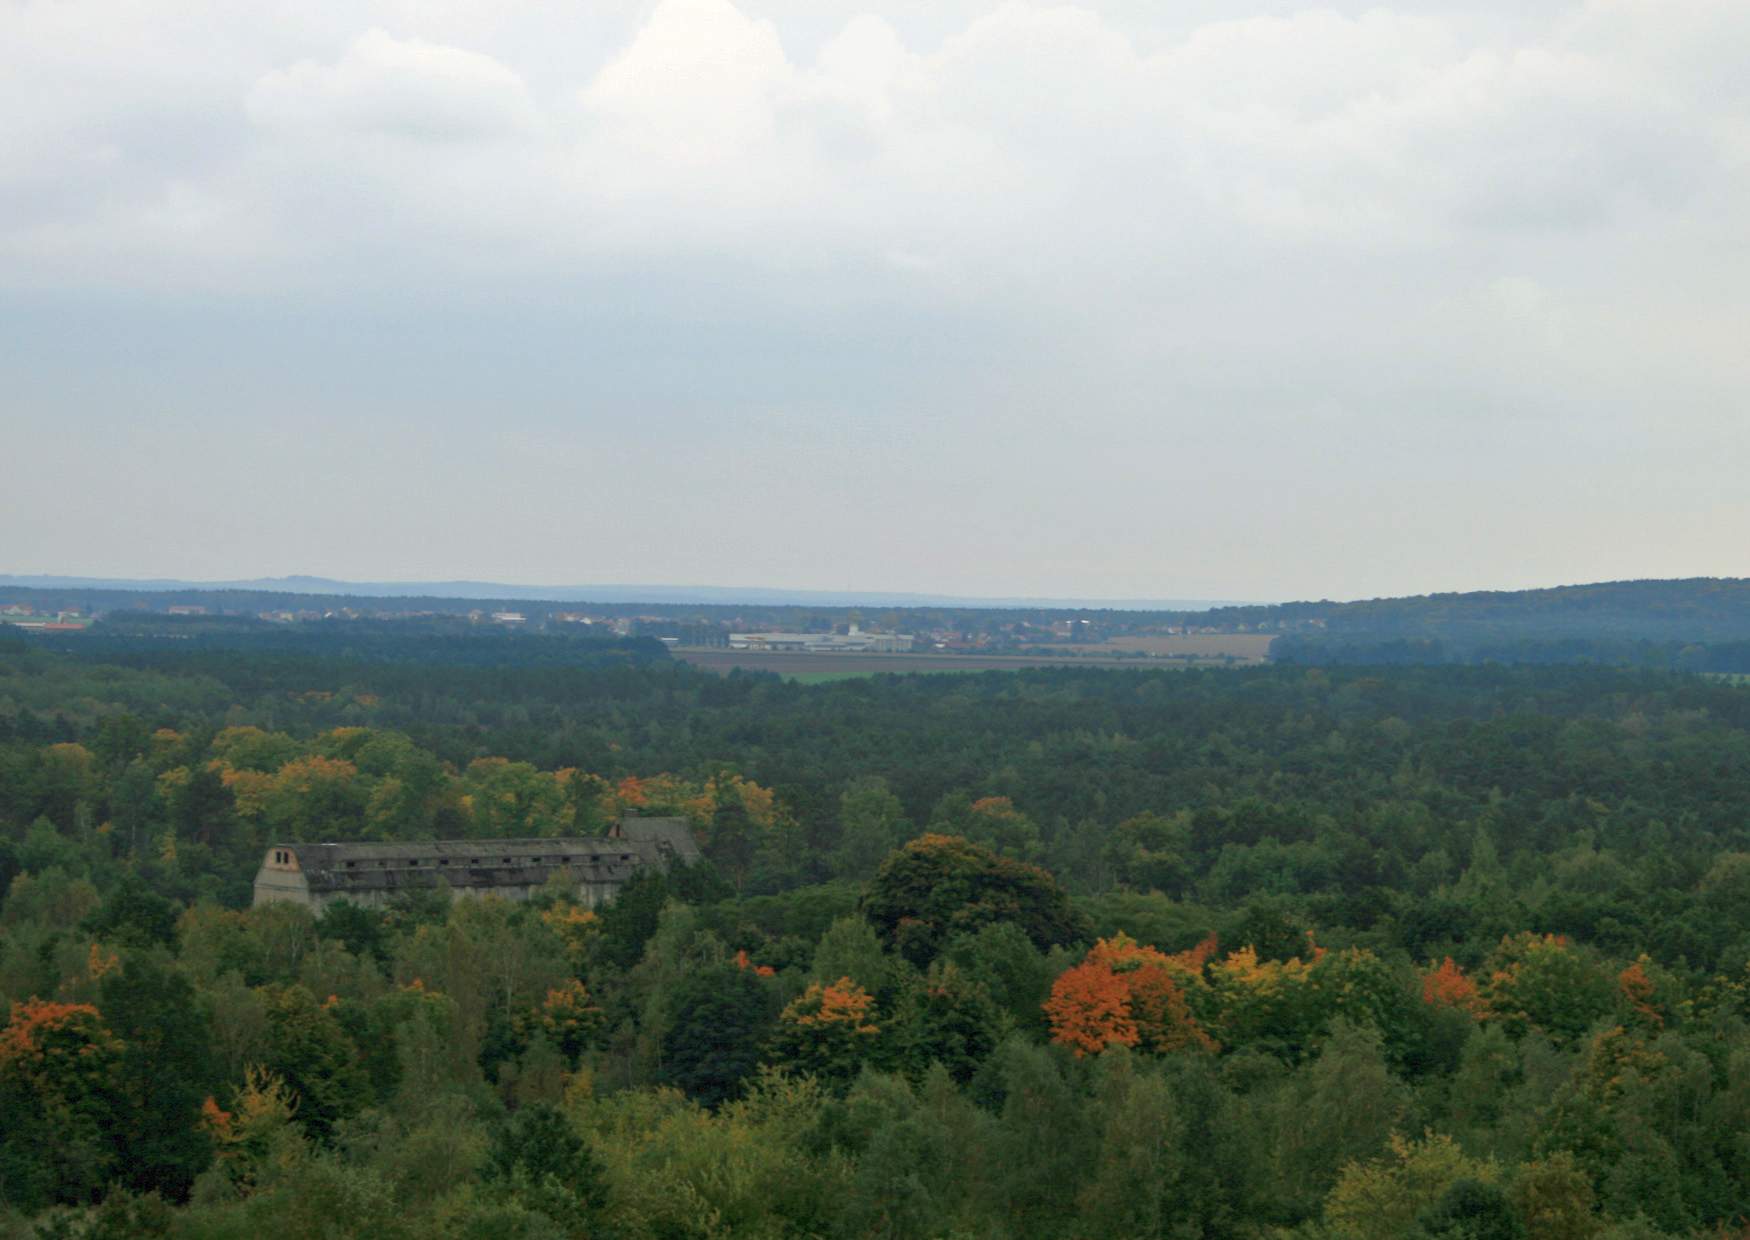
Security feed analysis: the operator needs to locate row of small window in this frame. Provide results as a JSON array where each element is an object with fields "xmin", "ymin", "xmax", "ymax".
[{"xmin": 339, "ymin": 854, "xmax": 635, "ymax": 870}]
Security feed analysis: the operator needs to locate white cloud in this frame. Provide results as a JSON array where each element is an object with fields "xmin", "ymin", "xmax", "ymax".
[
  {"xmin": 582, "ymin": 0, "xmax": 792, "ymax": 156},
  {"xmin": 4, "ymin": 0, "xmax": 1749, "ymax": 598},
  {"xmin": 248, "ymin": 29, "xmax": 541, "ymax": 141},
  {"xmin": 2, "ymin": 0, "xmax": 1735, "ymax": 288}
]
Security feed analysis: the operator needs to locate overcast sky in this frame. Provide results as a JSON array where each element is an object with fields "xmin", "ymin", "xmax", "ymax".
[{"xmin": 3, "ymin": 0, "xmax": 1746, "ymax": 602}]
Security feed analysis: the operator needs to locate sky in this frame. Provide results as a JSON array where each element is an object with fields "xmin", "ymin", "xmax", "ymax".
[{"xmin": 3, "ymin": 0, "xmax": 1747, "ymax": 603}]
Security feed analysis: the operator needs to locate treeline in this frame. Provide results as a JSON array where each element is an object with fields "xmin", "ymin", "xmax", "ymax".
[
  {"xmin": 0, "ymin": 582, "xmax": 1211, "ymax": 640},
  {"xmin": 7, "ymin": 647, "xmax": 1750, "ymax": 1234},
  {"xmin": 1263, "ymin": 579, "xmax": 1750, "ymax": 669},
  {"xmin": 1275, "ymin": 634, "xmax": 1750, "ymax": 672},
  {"xmin": 24, "ymin": 614, "xmax": 670, "ymax": 666}
]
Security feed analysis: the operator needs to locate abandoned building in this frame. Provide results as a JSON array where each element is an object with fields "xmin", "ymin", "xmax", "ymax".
[{"xmin": 251, "ymin": 815, "xmax": 701, "ymax": 911}]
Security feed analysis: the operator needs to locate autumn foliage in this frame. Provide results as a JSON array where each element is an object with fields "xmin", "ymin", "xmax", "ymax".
[
  {"xmin": 1480, "ymin": 932, "xmax": 1616, "ymax": 1044},
  {"xmin": 201, "ymin": 1066, "xmax": 300, "ymax": 1195},
  {"xmin": 767, "ymin": 977, "xmax": 884, "ymax": 1087},
  {"xmin": 734, "ymin": 949, "xmax": 776, "ymax": 977},
  {"xmin": 536, "ymin": 979, "xmax": 603, "ymax": 1061},
  {"xmin": 1618, "ymin": 956, "xmax": 1663, "ymax": 1028},
  {"xmin": 1045, "ymin": 933, "xmax": 1218, "ymax": 1057},
  {"xmin": 785, "ymin": 978, "xmax": 882, "ymax": 1035},
  {"xmin": 1422, "ymin": 957, "xmax": 1486, "ymax": 1017},
  {"xmin": 0, "ymin": 999, "xmax": 124, "ymax": 1105}
]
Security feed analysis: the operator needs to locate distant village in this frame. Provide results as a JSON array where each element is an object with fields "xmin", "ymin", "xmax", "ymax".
[
  {"xmin": 1, "ymin": 591, "xmax": 1324, "ymax": 658},
  {"xmin": 0, "ymin": 603, "xmax": 92, "ymax": 633}
]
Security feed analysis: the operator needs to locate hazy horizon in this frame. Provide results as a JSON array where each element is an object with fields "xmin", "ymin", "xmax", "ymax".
[
  {"xmin": 6, "ymin": 1, "xmax": 1747, "ymax": 600},
  {"xmin": 0, "ymin": 570, "xmax": 1263, "ymax": 611},
  {"xmin": 11, "ymin": 569, "xmax": 1748, "ymax": 616}
]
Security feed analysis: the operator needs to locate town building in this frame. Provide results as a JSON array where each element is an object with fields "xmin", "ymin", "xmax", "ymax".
[
  {"xmin": 728, "ymin": 624, "xmax": 913, "ymax": 653},
  {"xmin": 251, "ymin": 815, "xmax": 700, "ymax": 911}
]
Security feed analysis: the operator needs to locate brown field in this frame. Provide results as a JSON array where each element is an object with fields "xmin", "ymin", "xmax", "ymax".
[
  {"xmin": 672, "ymin": 647, "xmax": 1257, "ymax": 678},
  {"xmin": 1032, "ymin": 634, "xmax": 1276, "ymax": 661}
]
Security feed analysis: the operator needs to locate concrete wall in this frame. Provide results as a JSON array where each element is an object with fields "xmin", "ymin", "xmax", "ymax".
[
  {"xmin": 253, "ymin": 846, "xmax": 313, "ymax": 907},
  {"xmin": 252, "ymin": 869, "xmax": 631, "ymax": 912}
]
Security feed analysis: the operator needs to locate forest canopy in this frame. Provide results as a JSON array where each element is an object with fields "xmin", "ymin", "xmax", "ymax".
[{"xmin": 3, "ymin": 641, "xmax": 1750, "ymax": 1236}]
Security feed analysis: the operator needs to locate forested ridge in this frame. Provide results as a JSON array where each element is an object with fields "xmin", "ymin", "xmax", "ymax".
[
  {"xmin": 1261, "ymin": 578, "xmax": 1750, "ymax": 669},
  {"xmin": 4, "ymin": 643, "xmax": 1750, "ymax": 1237}
]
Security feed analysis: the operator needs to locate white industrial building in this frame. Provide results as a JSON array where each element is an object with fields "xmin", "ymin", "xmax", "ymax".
[{"xmin": 728, "ymin": 624, "xmax": 914, "ymax": 653}]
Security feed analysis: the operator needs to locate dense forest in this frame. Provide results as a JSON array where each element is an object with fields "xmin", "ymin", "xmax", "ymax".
[
  {"xmin": 4, "ymin": 633, "xmax": 1750, "ymax": 1237},
  {"xmin": 1262, "ymin": 579, "xmax": 1750, "ymax": 670}
]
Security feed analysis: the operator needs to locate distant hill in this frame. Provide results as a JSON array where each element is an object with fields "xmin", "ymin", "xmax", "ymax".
[
  {"xmin": 1253, "ymin": 578, "xmax": 1750, "ymax": 670},
  {"xmin": 0, "ymin": 574, "xmax": 1246, "ymax": 612}
]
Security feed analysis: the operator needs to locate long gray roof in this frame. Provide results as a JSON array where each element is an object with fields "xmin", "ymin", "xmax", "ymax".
[{"xmin": 271, "ymin": 816, "xmax": 700, "ymax": 895}]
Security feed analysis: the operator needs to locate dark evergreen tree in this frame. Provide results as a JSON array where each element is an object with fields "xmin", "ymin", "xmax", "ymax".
[{"xmin": 660, "ymin": 964, "xmax": 772, "ymax": 1107}]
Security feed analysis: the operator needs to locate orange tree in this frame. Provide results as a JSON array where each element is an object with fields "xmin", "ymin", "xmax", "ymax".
[
  {"xmin": 1422, "ymin": 957, "xmax": 1486, "ymax": 1018},
  {"xmin": 1045, "ymin": 933, "xmax": 1218, "ymax": 1058},
  {"xmin": 0, "ymin": 999, "xmax": 127, "ymax": 1210},
  {"xmin": 767, "ymin": 976, "xmax": 884, "ymax": 1089},
  {"xmin": 533, "ymin": 978, "xmax": 604, "ymax": 1066}
]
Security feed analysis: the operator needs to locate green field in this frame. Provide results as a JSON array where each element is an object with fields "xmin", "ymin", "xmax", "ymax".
[{"xmin": 672, "ymin": 648, "xmax": 1203, "ymax": 678}]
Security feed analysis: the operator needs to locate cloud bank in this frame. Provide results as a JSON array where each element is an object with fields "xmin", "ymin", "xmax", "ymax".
[{"xmin": 3, "ymin": 0, "xmax": 1747, "ymax": 598}]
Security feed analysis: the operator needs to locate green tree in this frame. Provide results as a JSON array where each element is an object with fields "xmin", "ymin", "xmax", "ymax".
[
  {"xmin": 943, "ymin": 920, "xmax": 1055, "ymax": 1033},
  {"xmin": 1324, "ymin": 1133, "xmax": 1501, "ymax": 1240},
  {"xmin": 1076, "ymin": 1049, "xmax": 1185, "ymax": 1237},
  {"xmin": 892, "ymin": 962, "xmax": 1004, "ymax": 1085},
  {"xmin": 1481, "ymin": 933, "xmax": 1615, "ymax": 1046},
  {"xmin": 705, "ymin": 796, "xmax": 757, "ymax": 892},
  {"xmin": 84, "ymin": 877, "xmax": 180, "ymax": 950},
  {"xmin": 1264, "ymin": 1020, "xmax": 1408, "ymax": 1220},
  {"xmin": 830, "ymin": 777, "xmax": 910, "ymax": 880},
  {"xmin": 1414, "ymin": 1178, "xmax": 1526, "ymax": 1239},
  {"xmin": 257, "ymin": 984, "xmax": 368, "ymax": 1143},
  {"xmin": 169, "ymin": 763, "xmax": 235, "ymax": 849},
  {"xmin": 1104, "ymin": 811, "xmax": 1194, "ymax": 896},
  {"xmin": 481, "ymin": 1101, "xmax": 608, "ymax": 1230},
  {"xmin": 1508, "ymin": 1152, "xmax": 1599, "ymax": 1240},
  {"xmin": 861, "ymin": 834, "xmax": 1088, "ymax": 968},
  {"xmin": 100, "ymin": 954, "xmax": 218, "ymax": 1200},
  {"xmin": 660, "ymin": 964, "xmax": 772, "ymax": 1107}
]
